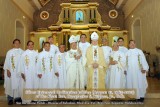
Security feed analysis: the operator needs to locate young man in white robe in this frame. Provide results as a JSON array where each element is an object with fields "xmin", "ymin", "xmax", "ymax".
[
  {"xmin": 55, "ymin": 44, "xmax": 66, "ymax": 89},
  {"xmin": 101, "ymin": 38, "xmax": 112, "ymax": 88},
  {"xmin": 65, "ymin": 35, "xmax": 85, "ymax": 89},
  {"xmin": 48, "ymin": 36, "xmax": 59, "ymax": 55},
  {"xmin": 18, "ymin": 41, "xmax": 39, "ymax": 103},
  {"xmin": 37, "ymin": 42, "xmax": 57, "ymax": 89},
  {"xmin": 107, "ymin": 43, "xmax": 126, "ymax": 89},
  {"xmin": 3, "ymin": 39, "xmax": 24, "ymax": 105},
  {"xmin": 78, "ymin": 34, "xmax": 90, "ymax": 88},
  {"xmin": 117, "ymin": 37, "xmax": 128, "ymax": 54},
  {"xmin": 126, "ymin": 40, "xmax": 149, "ymax": 102}
]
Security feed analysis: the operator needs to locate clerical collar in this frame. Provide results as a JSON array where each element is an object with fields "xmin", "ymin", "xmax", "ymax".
[
  {"xmin": 92, "ymin": 45, "xmax": 98, "ymax": 49},
  {"xmin": 27, "ymin": 49, "xmax": 34, "ymax": 53},
  {"xmin": 44, "ymin": 50, "xmax": 50, "ymax": 53},
  {"xmin": 70, "ymin": 49, "xmax": 77, "ymax": 52},
  {"xmin": 13, "ymin": 48, "xmax": 20, "ymax": 50},
  {"xmin": 130, "ymin": 48, "xmax": 136, "ymax": 50},
  {"xmin": 80, "ymin": 42, "xmax": 86, "ymax": 44}
]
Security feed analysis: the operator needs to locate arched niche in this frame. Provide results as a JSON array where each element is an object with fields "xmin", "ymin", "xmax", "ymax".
[{"xmin": 75, "ymin": 10, "xmax": 84, "ymax": 23}]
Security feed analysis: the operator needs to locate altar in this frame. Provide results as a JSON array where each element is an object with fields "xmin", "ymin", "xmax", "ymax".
[{"xmin": 30, "ymin": 0, "xmax": 128, "ymax": 51}]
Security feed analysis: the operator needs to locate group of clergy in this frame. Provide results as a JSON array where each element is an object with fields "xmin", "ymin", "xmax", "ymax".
[{"xmin": 3, "ymin": 32, "xmax": 149, "ymax": 105}]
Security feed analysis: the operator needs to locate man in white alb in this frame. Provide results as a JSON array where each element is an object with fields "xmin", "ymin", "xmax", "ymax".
[
  {"xmin": 55, "ymin": 44, "xmax": 66, "ymax": 89},
  {"xmin": 101, "ymin": 38, "xmax": 112, "ymax": 88},
  {"xmin": 48, "ymin": 36, "xmax": 59, "ymax": 56},
  {"xmin": 78, "ymin": 34, "xmax": 90, "ymax": 87},
  {"xmin": 117, "ymin": 37, "xmax": 128, "ymax": 54},
  {"xmin": 3, "ymin": 39, "xmax": 24, "ymax": 105},
  {"xmin": 37, "ymin": 42, "xmax": 57, "ymax": 89},
  {"xmin": 107, "ymin": 43, "xmax": 126, "ymax": 89},
  {"xmin": 126, "ymin": 40, "xmax": 149, "ymax": 102},
  {"xmin": 18, "ymin": 41, "xmax": 39, "ymax": 103}
]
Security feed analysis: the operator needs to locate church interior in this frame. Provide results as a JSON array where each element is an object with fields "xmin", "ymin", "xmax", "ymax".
[{"xmin": 0, "ymin": 0, "xmax": 160, "ymax": 106}]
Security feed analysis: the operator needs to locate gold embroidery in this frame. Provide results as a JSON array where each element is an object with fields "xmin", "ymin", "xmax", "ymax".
[
  {"xmin": 42, "ymin": 57, "xmax": 45, "ymax": 72},
  {"xmin": 25, "ymin": 55, "xmax": 29, "ymax": 67},
  {"xmin": 50, "ymin": 56, "xmax": 53, "ymax": 71},
  {"xmin": 58, "ymin": 55, "xmax": 61, "ymax": 66},
  {"xmin": 138, "ymin": 54, "xmax": 142, "ymax": 69},
  {"xmin": 11, "ymin": 55, "xmax": 15, "ymax": 70}
]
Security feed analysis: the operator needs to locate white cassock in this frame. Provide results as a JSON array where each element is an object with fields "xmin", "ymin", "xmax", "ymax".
[
  {"xmin": 107, "ymin": 50, "xmax": 126, "ymax": 89},
  {"xmin": 37, "ymin": 50, "xmax": 57, "ymax": 89},
  {"xmin": 3, "ymin": 48, "xmax": 24, "ymax": 98},
  {"xmin": 18, "ymin": 49, "xmax": 38, "ymax": 101},
  {"xmin": 65, "ymin": 49, "xmax": 86, "ymax": 89},
  {"xmin": 43, "ymin": 44, "xmax": 59, "ymax": 55},
  {"xmin": 102, "ymin": 46, "xmax": 112, "ymax": 88},
  {"xmin": 50, "ymin": 44, "xmax": 59, "ymax": 55},
  {"xmin": 79, "ymin": 42, "xmax": 90, "ymax": 56},
  {"xmin": 126, "ymin": 48, "xmax": 149, "ymax": 99},
  {"xmin": 119, "ymin": 46, "xmax": 128, "ymax": 54},
  {"xmin": 55, "ymin": 52, "xmax": 66, "ymax": 89},
  {"xmin": 79, "ymin": 42, "xmax": 90, "ymax": 86}
]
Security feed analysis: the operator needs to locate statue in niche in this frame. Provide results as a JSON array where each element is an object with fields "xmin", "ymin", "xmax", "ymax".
[{"xmin": 76, "ymin": 10, "xmax": 84, "ymax": 23}]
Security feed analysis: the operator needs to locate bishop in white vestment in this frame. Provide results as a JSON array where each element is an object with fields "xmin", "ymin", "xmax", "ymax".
[
  {"xmin": 107, "ymin": 43, "xmax": 126, "ymax": 89},
  {"xmin": 126, "ymin": 40, "xmax": 149, "ymax": 102},
  {"xmin": 65, "ymin": 35, "xmax": 85, "ymax": 89},
  {"xmin": 3, "ymin": 39, "xmax": 23, "ymax": 105}
]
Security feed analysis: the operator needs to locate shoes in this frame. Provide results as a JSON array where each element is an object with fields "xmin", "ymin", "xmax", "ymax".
[
  {"xmin": 8, "ymin": 100, "xmax": 13, "ymax": 105},
  {"xmin": 14, "ymin": 98, "xmax": 22, "ymax": 104},
  {"xmin": 137, "ymin": 98, "xmax": 144, "ymax": 102}
]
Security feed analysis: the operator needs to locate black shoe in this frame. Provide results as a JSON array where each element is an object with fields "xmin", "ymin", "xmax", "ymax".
[
  {"xmin": 14, "ymin": 98, "xmax": 22, "ymax": 104},
  {"xmin": 139, "ymin": 98, "xmax": 144, "ymax": 102},
  {"xmin": 8, "ymin": 100, "xmax": 13, "ymax": 105}
]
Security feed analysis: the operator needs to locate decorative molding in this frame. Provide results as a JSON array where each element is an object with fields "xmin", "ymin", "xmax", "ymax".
[
  {"xmin": 38, "ymin": 0, "xmax": 50, "ymax": 6},
  {"xmin": 109, "ymin": 0, "xmax": 119, "ymax": 5}
]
